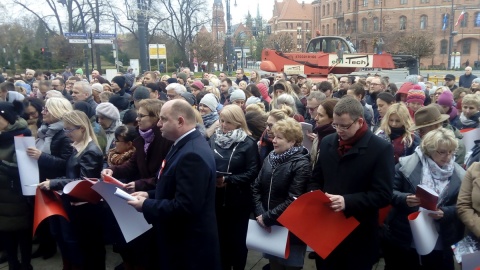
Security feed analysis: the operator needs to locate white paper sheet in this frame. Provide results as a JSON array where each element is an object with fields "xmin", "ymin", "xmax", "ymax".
[
  {"xmin": 246, "ymin": 219, "xmax": 289, "ymax": 258},
  {"xmin": 462, "ymin": 250, "xmax": 480, "ymax": 270},
  {"xmin": 462, "ymin": 128, "xmax": 480, "ymax": 152},
  {"xmin": 14, "ymin": 137, "xmax": 39, "ymax": 195},
  {"xmin": 301, "ymin": 122, "xmax": 313, "ymax": 151},
  {"xmin": 114, "ymin": 188, "xmax": 137, "ymax": 201},
  {"xmin": 91, "ymin": 181, "xmax": 152, "ymax": 243},
  {"xmin": 408, "ymin": 211, "xmax": 439, "ymax": 255}
]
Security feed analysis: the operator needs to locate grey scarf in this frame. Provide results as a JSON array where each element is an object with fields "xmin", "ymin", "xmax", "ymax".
[
  {"xmin": 214, "ymin": 128, "xmax": 247, "ymax": 149},
  {"xmin": 36, "ymin": 121, "xmax": 65, "ymax": 154}
]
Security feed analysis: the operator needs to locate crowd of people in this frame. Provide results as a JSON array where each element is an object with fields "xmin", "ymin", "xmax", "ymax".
[{"xmin": 0, "ymin": 65, "xmax": 479, "ymax": 270}]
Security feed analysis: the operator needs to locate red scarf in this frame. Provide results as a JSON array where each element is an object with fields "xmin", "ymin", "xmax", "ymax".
[{"xmin": 337, "ymin": 123, "xmax": 368, "ymax": 156}]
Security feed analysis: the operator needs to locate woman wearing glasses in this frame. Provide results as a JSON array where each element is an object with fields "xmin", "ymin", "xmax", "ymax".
[
  {"xmin": 382, "ymin": 128, "xmax": 465, "ymax": 270},
  {"xmin": 38, "ymin": 110, "xmax": 105, "ymax": 270},
  {"xmin": 259, "ymin": 108, "xmax": 292, "ymax": 164}
]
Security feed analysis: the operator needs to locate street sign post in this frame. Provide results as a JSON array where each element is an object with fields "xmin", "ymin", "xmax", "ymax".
[
  {"xmin": 93, "ymin": 33, "xmax": 117, "ymax": 39},
  {"xmin": 68, "ymin": 39, "xmax": 90, "ymax": 44},
  {"xmin": 149, "ymin": 44, "xmax": 167, "ymax": 71},
  {"xmin": 93, "ymin": 39, "xmax": 114, "ymax": 44},
  {"xmin": 64, "ymin": 32, "xmax": 88, "ymax": 38}
]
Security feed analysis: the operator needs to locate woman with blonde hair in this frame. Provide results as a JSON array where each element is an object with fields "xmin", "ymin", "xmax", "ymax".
[
  {"xmin": 259, "ymin": 107, "xmax": 292, "ymax": 162},
  {"xmin": 250, "ymin": 70, "xmax": 260, "ymax": 84},
  {"xmin": 38, "ymin": 110, "xmax": 104, "ymax": 270},
  {"xmin": 375, "ymin": 103, "xmax": 420, "ymax": 163},
  {"xmin": 160, "ymin": 74, "xmax": 170, "ymax": 82},
  {"xmin": 327, "ymin": 74, "xmax": 339, "ymax": 92},
  {"xmin": 300, "ymin": 80, "xmax": 313, "ymax": 106},
  {"xmin": 209, "ymin": 104, "xmax": 259, "ymax": 270},
  {"xmin": 102, "ymin": 83, "xmax": 113, "ymax": 92}
]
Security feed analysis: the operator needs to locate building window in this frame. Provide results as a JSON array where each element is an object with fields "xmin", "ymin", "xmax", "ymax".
[
  {"xmin": 420, "ymin": 15, "xmax": 428, "ymax": 29},
  {"xmin": 463, "ymin": 39, "xmax": 471, "ymax": 54},
  {"xmin": 363, "ymin": 0, "xmax": 368, "ymax": 7},
  {"xmin": 374, "ymin": 0, "xmax": 380, "ymax": 5},
  {"xmin": 441, "ymin": 13, "xmax": 449, "ymax": 29},
  {"xmin": 373, "ymin": 17, "xmax": 379, "ymax": 31},
  {"xmin": 327, "ymin": 24, "xmax": 330, "ymax": 35},
  {"xmin": 322, "ymin": 25, "xmax": 325, "ymax": 34},
  {"xmin": 306, "ymin": 23, "xmax": 309, "ymax": 29},
  {"xmin": 362, "ymin": 18, "xmax": 368, "ymax": 31},
  {"xmin": 440, "ymin": 39, "xmax": 447, "ymax": 54},
  {"xmin": 475, "ymin": 12, "xmax": 480, "ymax": 27},
  {"xmin": 286, "ymin": 23, "xmax": 289, "ymax": 29},
  {"xmin": 327, "ymin": 4, "xmax": 330, "ymax": 15},
  {"xmin": 338, "ymin": 0, "xmax": 342, "ymax": 12},
  {"xmin": 348, "ymin": 0, "xmax": 351, "ymax": 9},
  {"xmin": 333, "ymin": 23, "xmax": 337, "ymax": 34},
  {"xmin": 322, "ymin": 5, "xmax": 325, "ymax": 16},
  {"xmin": 333, "ymin": 3, "xmax": 337, "ymax": 15},
  {"xmin": 400, "ymin": 16, "xmax": 407, "ymax": 30},
  {"xmin": 420, "ymin": 0, "xmax": 429, "ymax": 2},
  {"xmin": 400, "ymin": 0, "xmax": 407, "ymax": 4},
  {"xmin": 291, "ymin": 23, "xmax": 293, "ymax": 28},
  {"xmin": 461, "ymin": 13, "xmax": 468, "ymax": 28}
]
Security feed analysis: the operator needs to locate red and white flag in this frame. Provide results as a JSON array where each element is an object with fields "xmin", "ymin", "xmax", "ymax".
[{"xmin": 455, "ymin": 11, "xmax": 465, "ymax": 27}]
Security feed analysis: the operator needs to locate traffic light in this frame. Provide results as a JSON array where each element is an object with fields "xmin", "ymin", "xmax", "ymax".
[{"xmin": 41, "ymin": 48, "xmax": 45, "ymax": 54}]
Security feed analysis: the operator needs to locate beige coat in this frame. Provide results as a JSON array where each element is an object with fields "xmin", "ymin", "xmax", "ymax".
[{"xmin": 457, "ymin": 162, "xmax": 480, "ymax": 238}]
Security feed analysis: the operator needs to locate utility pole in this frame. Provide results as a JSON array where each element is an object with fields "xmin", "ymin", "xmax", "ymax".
[
  {"xmin": 72, "ymin": 0, "xmax": 89, "ymax": 78},
  {"xmin": 136, "ymin": 0, "xmax": 148, "ymax": 73},
  {"xmin": 447, "ymin": 0, "xmax": 455, "ymax": 69}
]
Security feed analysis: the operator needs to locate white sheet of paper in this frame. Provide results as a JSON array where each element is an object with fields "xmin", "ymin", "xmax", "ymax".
[
  {"xmin": 246, "ymin": 219, "xmax": 289, "ymax": 258},
  {"xmin": 14, "ymin": 137, "xmax": 39, "ymax": 195},
  {"xmin": 91, "ymin": 181, "xmax": 152, "ymax": 243},
  {"xmin": 408, "ymin": 211, "xmax": 439, "ymax": 255},
  {"xmin": 301, "ymin": 122, "xmax": 313, "ymax": 151},
  {"xmin": 462, "ymin": 128, "xmax": 480, "ymax": 152},
  {"xmin": 114, "ymin": 188, "xmax": 137, "ymax": 201},
  {"xmin": 462, "ymin": 250, "xmax": 480, "ymax": 270}
]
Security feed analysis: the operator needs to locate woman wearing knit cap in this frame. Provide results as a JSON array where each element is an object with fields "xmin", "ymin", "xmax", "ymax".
[
  {"xmin": 406, "ymin": 85, "xmax": 425, "ymax": 120},
  {"xmin": 96, "ymin": 102, "xmax": 122, "ymax": 155},
  {"xmin": 38, "ymin": 110, "xmax": 105, "ymax": 270},
  {"xmin": 0, "ymin": 101, "xmax": 34, "ymax": 270},
  {"xmin": 199, "ymin": 93, "xmax": 220, "ymax": 138},
  {"xmin": 210, "ymin": 105, "xmax": 259, "ymax": 270},
  {"xmin": 191, "ymin": 80, "xmax": 205, "ymax": 97},
  {"xmin": 437, "ymin": 90, "xmax": 460, "ymax": 128},
  {"xmin": 230, "ymin": 89, "xmax": 246, "ymax": 108},
  {"xmin": 111, "ymin": 75, "xmax": 132, "ymax": 101},
  {"xmin": 91, "ymin": 83, "xmax": 104, "ymax": 103}
]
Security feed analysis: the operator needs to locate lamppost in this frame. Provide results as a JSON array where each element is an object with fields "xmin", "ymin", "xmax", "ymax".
[
  {"xmin": 447, "ymin": 0, "xmax": 456, "ymax": 70},
  {"xmin": 65, "ymin": 0, "xmax": 89, "ymax": 78},
  {"xmin": 225, "ymin": 0, "xmax": 236, "ymax": 75},
  {"xmin": 136, "ymin": 0, "xmax": 148, "ymax": 73}
]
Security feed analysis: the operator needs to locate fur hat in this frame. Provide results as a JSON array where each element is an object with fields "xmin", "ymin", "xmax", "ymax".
[
  {"xmin": 230, "ymin": 90, "xmax": 246, "ymax": 102},
  {"xmin": 246, "ymin": 96, "xmax": 261, "ymax": 106},
  {"xmin": 91, "ymin": 83, "xmax": 104, "ymax": 93},
  {"xmin": 96, "ymin": 102, "xmax": 120, "ymax": 121},
  {"xmin": 200, "ymin": 93, "xmax": 218, "ymax": 112},
  {"xmin": 406, "ymin": 85, "xmax": 425, "ymax": 104},
  {"xmin": 133, "ymin": 86, "xmax": 150, "ymax": 101},
  {"xmin": 112, "ymin": 76, "xmax": 126, "ymax": 89},
  {"xmin": 177, "ymin": 72, "xmax": 188, "ymax": 83},
  {"xmin": 437, "ymin": 90, "xmax": 453, "ymax": 107},
  {"xmin": 0, "ymin": 100, "xmax": 23, "ymax": 125}
]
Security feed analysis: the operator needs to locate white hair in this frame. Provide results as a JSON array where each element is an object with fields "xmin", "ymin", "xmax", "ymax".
[
  {"xmin": 74, "ymin": 81, "xmax": 92, "ymax": 96},
  {"xmin": 165, "ymin": 83, "xmax": 186, "ymax": 95},
  {"xmin": 275, "ymin": 93, "xmax": 298, "ymax": 114},
  {"xmin": 91, "ymin": 83, "xmax": 103, "ymax": 93}
]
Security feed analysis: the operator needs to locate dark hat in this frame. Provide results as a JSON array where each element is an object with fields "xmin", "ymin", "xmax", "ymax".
[
  {"xmin": 444, "ymin": 74, "xmax": 456, "ymax": 81},
  {"xmin": 0, "ymin": 100, "xmax": 24, "ymax": 125},
  {"xmin": 0, "ymin": 74, "xmax": 5, "ymax": 84},
  {"xmin": 410, "ymin": 105, "xmax": 450, "ymax": 131},
  {"xmin": 73, "ymin": 101, "xmax": 95, "ymax": 118},
  {"xmin": 180, "ymin": 92, "xmax": 196, "ymax": 106},
  {"xmin": 133, "ymin": 86, "xmax": 151, "ymax": 101},
  {"xmin": 109, "ymin": 95, "xmax": 130, "ymax": 111},
  {"xmin": 112, "ymin": 76, "xmax": 126, "ymax": 89},
  {"xmin": 177, "ymin": 72, "xmax": 188, "ymax": 83},
  {"xmin": 167, "ymin": 78, "xmax": 178, "ymax": 84}
]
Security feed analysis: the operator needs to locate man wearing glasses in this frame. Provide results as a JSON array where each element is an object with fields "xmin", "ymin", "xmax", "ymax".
[
  {"xmin": 234, "ymin": 68, "xmax": 249, "ymax": 85},
  {"xmin": 444, "ymin": 74, "xmax": 458, "ymax": 91},
  {"xmin": 310, "ymin": 96, "xmax": 394, "ymax": 270},
  {"xmin": 333, "ymin": 75, "xmax": 352, "ymax": 98},
  {"xmin": 52, "ymin": 78, "xmax": 72, "ymax": 101}
]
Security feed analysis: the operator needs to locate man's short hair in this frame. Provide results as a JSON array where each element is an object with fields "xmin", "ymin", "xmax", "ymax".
[
  {"xmin": 307, "ymin": 91, "xmax": 326, "ymax": 102},
  {"xmin": 222, "ymin": 78, "xmax": 232, "ymax": 86},
  {"xmin": 165, "ymin": 83, "xmax": 186, "ymax": 95},
  {"xmin": 236, "ymin": 68, "xmax": 244, "ymax": 74},
  {"xmin": 0, "ymin": 82, "xmax": 15, "ymax": 92},
  {"xmin": 53, "ymin": 78, "xmax": 65, "ymax": 85},
  {"xmin": 339, "ymin": 75, "xmax": 354, "ymax": 84},
  {"xmin": 38, "ymin": 80, "xmax": 52, "ymax": 89},
  {"xmin": 170, "ymin": 100, "xmax": 196, "ymax": 125},
  {"xmin": 348, "ymin": 83, "xmax": 366, "ymax": 99},
  {"xmin": 317, "ymin": 81, "xmax": 333, "ymax": 93},
  {"xmin": 74, "ymin": 81, "xmax": 92, "ymax": 96},
  {"xmin": 334, "ymin": 96, "xmax": 364, "ymax": 119},
  {"xmin": 68, "ymin": 76, "xmax": 81, "ymax": 82}
]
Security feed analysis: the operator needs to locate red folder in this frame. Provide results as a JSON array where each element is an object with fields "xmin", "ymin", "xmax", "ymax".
[
  {"xmin": 415, "ymin": 185, "xmax": 438, "ymax": 211},
  {"xmin": 33, "ymin": 188, "xmax": 69, "ymax": 236},
  {"xmin": 277, "ymin": 190, "xmax": 360, "ymax": 259},
  {"xmin": 102, "ymin": 174, "xmax": 127, "ymax": 189},
  {"xmin": 63, "ymin": 179, "xmax": 102, "ymax": 204}
]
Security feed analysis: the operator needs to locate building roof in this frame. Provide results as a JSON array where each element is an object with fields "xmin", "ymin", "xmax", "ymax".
[{"xmin": 270, "ymin": 0, "xmax": 313, "ymax": 22}]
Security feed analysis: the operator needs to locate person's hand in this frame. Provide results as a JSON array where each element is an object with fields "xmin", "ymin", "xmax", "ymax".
[
  {"xmin": 326, "ymin": 193, "xmax": 345, "ymax": 212},
  {"xmin": 125, "ymin": 182, "xmax": 135, "ymax": 193},
  {"xmin": 428, "ymin": 209, "xmax": 444, "ymax": 220},
  {"xmin": 26, "ymin": 147, "xmax": 42, "ymax": 160},
  {"xmin": 38, "ymin": 180, "xmax": 51, "ymax": 191},
  {"xmin": 216, "ymin": 177, "xmax": 226, "ymax": 188},
  {"xmin": 127, "ymin": 195, "xmax": 147, "ymax": 212},
  {"xmin": 131, "ymin": 191, "xmax": 148, "ymax": 198},
  {"xmin": 256, "ymin": 215, "xmax": 271, "ymax": 233},
  {"xmin": 101, "ymin": 169, "xmax": 113, "ymax": 177},
  {"xmin": 307, "ymin": 132, "xmax": 317, "ymax": 142},
  {"xmin": 406, "ymin": 195, "xmax": 421, "ymax": 207}
]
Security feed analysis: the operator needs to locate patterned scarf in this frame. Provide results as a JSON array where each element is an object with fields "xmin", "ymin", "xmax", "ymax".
[
  {"xmin": 460, "ymin": 112, "xmax": 480, "ymax": 129},
  {"xmin": 214, "ymin": 128, "xmax": 247, "ymax": 149},
  {"xmin": 139, "ymin": 128, "xmax": 155, "ymax": 154},
  {"xmin": 416, "ymin": 147, "xmax": 453, "ymax": 197},
  {"xmin": 337, "ymin": 123, "xmax": 368, "ymax": 156},
  {"xmin": 202, "ymin": 112, "xmax": 219, "ymax": 129},
  {"xmin": 107, "ymin": 147, "xmax": 136, "ymax": 166},
  {"xmin": 269, "ymin": 146, "xmax": 302, "ymax": 170}
]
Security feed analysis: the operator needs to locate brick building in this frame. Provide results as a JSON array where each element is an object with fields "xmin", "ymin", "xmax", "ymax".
[
  {"xmin": 268, "ymin": 0, "xmax": 314, "ymax": 52},
  {"xmin": 312, "ymin": 0, "xmax": 480, "ymax": 68}
]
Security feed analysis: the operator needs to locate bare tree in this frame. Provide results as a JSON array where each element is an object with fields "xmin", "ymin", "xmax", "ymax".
[
  {"xmin": 265, "ymin": 33, "xmax": 297, "ymax": 53},
  {"xmin": 191, "ymin": 31, "xmax": 222, "ymax": 72},
  {"xmin": 394, "ymin": 32, "xmax": 436, "ymax": 64}
]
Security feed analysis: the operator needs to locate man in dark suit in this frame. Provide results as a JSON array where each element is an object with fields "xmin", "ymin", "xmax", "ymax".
[
  {"xmin": 310, "ymin": 96, "xmax": 394, "ymax": 270},
  {"xmin": 129, "ymin": 99, "xmax": 221, "ymax": 269}
]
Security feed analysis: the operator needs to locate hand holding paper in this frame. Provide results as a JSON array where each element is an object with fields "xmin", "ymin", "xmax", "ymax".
[{"xmin": 114, "ymin": 188, "xmax": 138, "ymax": 201}]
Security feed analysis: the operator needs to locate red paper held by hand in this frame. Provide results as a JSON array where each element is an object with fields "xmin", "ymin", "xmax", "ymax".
[
  {"xmin": 102, "ymin": 174, "xmax": 127, "ymax": 189},
  {"xmin": 277, "ymin": 190, "xmax": 359, "ymax": 259},
  {"xmin": 63, "ymin": 179, "xmax": 102, "ymax": 204},
  {"xmin": 33, "ymin": 188, "xmax": 69, "ymax": 236}
]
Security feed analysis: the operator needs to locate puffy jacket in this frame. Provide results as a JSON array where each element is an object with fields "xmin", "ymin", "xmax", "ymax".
[
  {"xmin": 382, "ymin": 152, "xmax": 465, "ymax": 249},
  {"xmin": 210, "ymin": 134, "xmax": 259, "ymax": 208},
  {"xmin": 50, "ymin": 140, "xmax": 104, "ymax": 190},
  {"xmin": 252, "ymin": 147, "xmax": 311, "ymax": 227},
  {"xmin": 0, "ymin": 118, "xmax": 32, "ymax": 231},
  {"xmin": 37, "ymin": 126, "xmax": 74, "ymax": 181}
]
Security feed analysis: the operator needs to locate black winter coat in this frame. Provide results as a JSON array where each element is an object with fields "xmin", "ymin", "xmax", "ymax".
[
  {"xmin": 383, "ymin": 152, "xmax": 465, "ymax": 250},
  {"xmin": 38, "ymin": 129, "xmax": 74, "ymax": 181},
  {"xmin": 252, "ymin": 147, "xmax": 311, "ymax": 227},
  {"xmin": 210, "ymin": 134, "xmax": 259, "ymax": 208},
  {"xmin": 50, "ymin": 141, "xmax": 104, "ymax": 190}
]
